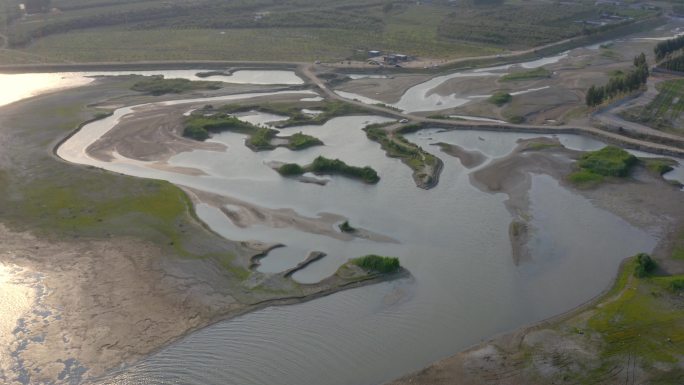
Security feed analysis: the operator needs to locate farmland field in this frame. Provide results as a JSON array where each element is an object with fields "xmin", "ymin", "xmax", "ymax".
[
  {"xmin": 0, "ymin": 0, "xmax": 662, "ymax": 64},
  {"xmin": 621, "ymin": 79, "xmax": 684, "ymax": 135}
]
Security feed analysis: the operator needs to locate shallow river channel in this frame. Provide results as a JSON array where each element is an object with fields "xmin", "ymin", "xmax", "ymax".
[{"xmin": 1, "ymin": 61, "xmax": 680, "ymax": 384}]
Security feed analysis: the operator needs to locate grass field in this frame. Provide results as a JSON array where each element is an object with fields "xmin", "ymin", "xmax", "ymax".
[
  {"xmin": 17, "ymin": 26, "xmax": 496, "ymax": 63},
  {"xmin": 569, "ymin": 257, "xmax": 684, "ymax": 383},
  {"xmin": 621, "ymin": 79, "xmax": 684, "ymax": 135},
  {"xmin": 499, "ymin": 67, "xmax": 551, "ymax": 82},
  {"xmin": 0, "ymin": 0, "xmax": 661, "ymax": 63},
  {"xmin": 0, "ymin": 80, "xmax": 252, "ymax": 280}
]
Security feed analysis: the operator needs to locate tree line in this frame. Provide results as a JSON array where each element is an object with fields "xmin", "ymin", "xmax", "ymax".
[
  {"xmin": 659, "ymin": 54, "xmax": 684, "ymax": 72},
  {"xmin": 586, "ymin": 53, "xmax": 649, "ymax": 107},
  {"xmin": 654, "ymin": 34, "xmax": 684, "ymax": 62}
]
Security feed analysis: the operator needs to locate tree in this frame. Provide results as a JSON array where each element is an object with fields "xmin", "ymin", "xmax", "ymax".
[
  {"xmin": 633, "ymin": 52, "xmax": 646, "ymax": 68},
  {"xmin": 634, "ymin": 253, "xmax": 656, "ymax": 277}
]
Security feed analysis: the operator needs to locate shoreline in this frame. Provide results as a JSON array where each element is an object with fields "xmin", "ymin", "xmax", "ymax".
[
  {"xmin": 0, "ymin": 81, "xmax": 413, "ymax": 384},
  {"xmin": 1, "ymin": 31, "xmax": 682, "ymax": 381},
  {"xmin": 89, "ymin": 265, "xmax": 411, "ymax": 384},
  {"xmin": 387, "ymin": 141, "xmax": 684, "ymax": 385}
]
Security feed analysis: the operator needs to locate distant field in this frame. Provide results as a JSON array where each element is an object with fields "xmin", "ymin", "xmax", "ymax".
[
  {"xmin": 621, "ymin": 79, "xmax": 684, "ymax": 135},
  {"xmin": 19, "ymin": 27, "xmax": 497, "ymax": 62},
  {"xmin": 0, "ymin": 0, "xmax": 663, "ymax": 63}
]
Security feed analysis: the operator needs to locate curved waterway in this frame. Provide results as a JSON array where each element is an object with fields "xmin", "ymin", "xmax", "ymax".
[
  {"xmin": 337, "ymin": 51, "xmax": 567, "ymax": 113},
  {"xmin": 4, "ymin": 66, "xmax": 679, "ymax": 384},
  {"xmin": 56, "ymin": 89, "xmax": 661, "ymax": 384}
]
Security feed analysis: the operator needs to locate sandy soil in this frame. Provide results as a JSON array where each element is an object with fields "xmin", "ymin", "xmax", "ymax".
[
  {"xmin": 88, "ymin": 104, "xmax": 227, "ymax": 163},
  {"xmin": 470, "ymin": 137, "xmax": 577, "ymax": 264},
  {"xmin": 185, "ymin": 187, "xmax": 398, "ymax": 244},
  {"xmin": 430, "ymin": 76, "xmax": 500, "ymax": 98},
  {"xmin": 432, "ymin": 142, "xmax": 486, "ymax": 169},
  {"xmin": 0, "ymin": 262, "xmax": 36, "ymax": 382},
  {"xmin": 88, "ymin": 92, "xmax": 314, "ymax": 164},
  {"xmin": 333, "ymin": 74, "xmax": 430, "ymax": 104},
  {"xmin": 0, "ymin": 224, "xmax": 248, "ymax": 384},
  {"xmin": 0, "ymin": 217, "xmax": 403, "ymax": 384},
  {"xmin": 388, "ymin": 139, "xmax": 684, "ymax": 385}
]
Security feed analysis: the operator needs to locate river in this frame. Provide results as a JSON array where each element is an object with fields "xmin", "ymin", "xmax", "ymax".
[{"xmin": 0, "ymin": 59, "xmax": 680, "ymax": 385}]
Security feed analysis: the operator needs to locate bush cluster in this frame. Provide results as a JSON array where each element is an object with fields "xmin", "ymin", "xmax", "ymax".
[
  {"xmin": 352, "ymin": 255, "xmax": 401, "ymax": 274},
  {"xmin": 576, "ymin": 146, "xmax": 637, "ymax": 177},
  {"xmin": 634, "ymin": 253, "xmax": 657, "ymax": 278}
]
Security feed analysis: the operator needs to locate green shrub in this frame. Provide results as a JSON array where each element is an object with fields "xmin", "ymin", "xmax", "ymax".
[
  {"xmin": 577, "ymin": 146, "xmax": 637, "ymax": 177},
  {"xmin": 183, "ymin": 126, "xmax": 209, "ymax": 141},
  {"xmin": 568, "ymin": 170, "xmax": 604, "ymax": 185},
  {"xmin": 642, "ymin": 158, "xmax": 676, "ymax": 175},
  {"xmin": 132, "ymin": 76, "xmax": 221, "ymax": 95},
  {"xmin": 247, "ymin": 127, "xmax": 277, "ymax": 150},
  {"xmin": 352, "ymin": 254, "xmax": 400, "ymax": 274},
  {"xmin": 489, "ymin": 91, "xmax": 512, "ymax": 106},
  {"xmin": 277, "ymin": 156, "xmax": 379, "ymax": 183},
  {"xmin": 669, "ymin": 279, "xmax": 684, "ymax": 292},
  {"xmin": 278, "ymin": 163, "xmax": 305, "ymax": 176},
  {"xmin": 339, "ymin": 220, "xmax": 356, "ymax": 233},
  {"xmin": 183, "ymin": 114, "xmax": 258, "ymax": 141},
  {"xmin": 310, "ymin": 156, "xmax": 380, "ymax": 184},
  {"xmin": 634, "ymin": 253, "xmax": 657, "ymax": 278},
  {"xmin": 288, "ymin": 132, "xmax": 323, "ymax": 150}
]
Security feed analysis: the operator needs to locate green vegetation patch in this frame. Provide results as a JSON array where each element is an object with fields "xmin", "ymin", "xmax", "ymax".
[
  {"xmin": 567, "ymin": 169, "xmax": 605, "ymax": 186},
  {"xmin": 585, "ymin": 53, "xmax": 649, "ymax": 107},
  {"xmin": 577, "ymin": 146, "xmax": 637, "ymax": 177},
  {"xmin": 131, "ymin": 76, "xmax": 221, "ymax": 96},
  {"xmin": 489, "ymin": 91, "xmax": 512, "ymax": 106},
  {"xmin": 0, "ymin": 85, "xmax": 249, "ymax": 281},
  {"xmin": 277, "ymin": 163, "xmax": 305, "ymax": 176},
  {"xmin": 641, "ymin": 157, "xmax": 677, "ymax": 176},
  {"xmin": 584, "ymin": 257, "xmax": 684, "ymax": 371},
  {"xmin": 568, "ymin": 146, "xmax": 638, "ymax": 187},
  {"xmin": 633, "ymin": 252, "xmax": 657, "ymax": 278},
  {"xmin": 621, "ymin": 79, "xmax": 684, "ymax": 134},
  {"xmin": 287, "ymin": 132, "xmax": 323, "ymax": 150},
  {"xmin": 277, "ymin": 156, "xmax": 379, "ymax": 184},
  {"xmin": 183, "ymin": 113, "xmax": 258, "ymax": 141},
  {"xmin": 309, "ymin": 156, "xmax": 379, "ymax": 184},
  {"xmin": 339, "ymin": 220, "xmax": 355, "ymax": 233},
  {"xmin": 669, "ymin": 279, "xmax": 684, "ymax": 292},
  {"xmin": 364, "ymin": 123, "xmax": 438, "ymax": 173},
  {"xmin": 673, "ymin": 230, "xmax": 684, "ymax": 261},
  {"xmin": 500, "ymin": 67, "xmax": 551, "ymax": 82},
  {"xmin": 352, "ymin": 254, "xmax": 400, "ymax": 274},
  {"xmin": 247, "ymin": 127, "xmax": 278, "ymax": 150}
]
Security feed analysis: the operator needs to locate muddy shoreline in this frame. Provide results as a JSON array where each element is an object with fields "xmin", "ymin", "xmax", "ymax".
[{"xmin": 0, "ymin": 81, "xmax": 409, "ymax": 384}]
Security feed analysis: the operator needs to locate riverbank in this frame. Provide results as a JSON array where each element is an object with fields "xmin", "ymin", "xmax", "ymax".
[
  {"xmin": 1, "ymin": 46, "xmax": 682, "ymax": 383},
  {"xmin": 388, "ymin": 255, "xmax": 684, "ymax": 384},
  {"xmin": 0, "ymin": 79, "xmax": 407, "ymax": 384},
  {"xmin": 388, "ymin": 139, "xmax": 684, "ymax": 385}
]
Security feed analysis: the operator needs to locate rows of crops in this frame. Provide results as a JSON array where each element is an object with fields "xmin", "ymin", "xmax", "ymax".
[{"xmin": 622, "ymin": 79, "xmax": 684, "ymax": 134}]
